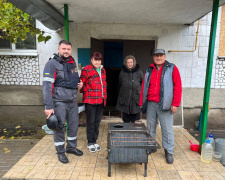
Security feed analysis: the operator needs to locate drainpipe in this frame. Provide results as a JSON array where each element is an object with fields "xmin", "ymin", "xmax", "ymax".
[
  {"xmin": 168, "ymin": 20, "xmax": 200, "ymax": 53},
  {"xmin": 199, "ymin": 0, "xmax": 219, "ymax": 151},
  {"xmin": 64, "ymin": 4, "xmax": 69, "ymax": 41}
]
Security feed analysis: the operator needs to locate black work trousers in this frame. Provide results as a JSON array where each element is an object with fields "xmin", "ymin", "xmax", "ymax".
[
  {"xmin": 54, "ymin": 101, "xmax": 79, "ymax": 154},
  {"xmin": 122, "ymin": 112, "xmax": 140, "ymax": 123},
  {"xmin": 85, "ymin": 103, "xmax": 103, "ymax": 145}
]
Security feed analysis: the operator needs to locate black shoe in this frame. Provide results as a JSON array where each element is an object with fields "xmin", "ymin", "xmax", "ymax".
[
  {"xmin": 66, "ymin": 148, "xmax": 83, "ymax": 156},
  {"xmin": 58, "ymin": 153, "xmax": 68, "ymax": 164},
  {"xmin": 165, "ymin": 149, "xmax": 174, "ymax": 164}
]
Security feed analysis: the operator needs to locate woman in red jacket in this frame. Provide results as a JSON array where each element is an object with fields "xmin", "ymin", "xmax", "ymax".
[{"xmin": 80, "ymin": 52, "xmax": 107, "ymax": 152}]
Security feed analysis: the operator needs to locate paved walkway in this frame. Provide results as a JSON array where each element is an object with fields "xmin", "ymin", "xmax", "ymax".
[
  {"xmin": 2, "ymin": 118, "xmax": 225, "ymax": 180},
  {"xmin": 0, "ymin": 139, "xmax": 39, "ymax": 180}
]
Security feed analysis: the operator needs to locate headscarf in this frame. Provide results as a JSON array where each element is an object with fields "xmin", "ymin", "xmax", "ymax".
[{"xmin": 123, "ymin": 55, "xmax": 136, "ymax": 70}]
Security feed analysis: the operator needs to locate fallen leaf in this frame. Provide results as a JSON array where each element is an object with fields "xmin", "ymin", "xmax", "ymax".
[
  {"xmin": 15, "ymin": 125, "xmax": 21, "ymax": 129},
  {"xmin": 44, "ymin": 163, "xmax": 48, "ymax": 165},
  {"xmin": 3, "ymin": 148, "xmax": 10, "ymax": 153},
  {"xmin": 11, "ymin": 136, "xmax": 15, "ymax": 139},
  {"xmin": 0, "ymin": 136, "xmax": 5, "ymax": 139},
  {"xmin": 29, "ymin": 167, "xmax": 33, "ymax": 170}
]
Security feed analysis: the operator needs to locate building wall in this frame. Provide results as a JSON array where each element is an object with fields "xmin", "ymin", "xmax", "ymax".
[
  {"xmin": 0, "ymin": 56, "xmax": 40, "ymax": 85},
  {"xmin": 219, "ymin": 5, "xmax": 225, "ymax": 56},
  {"xmin": 0, "ymin": 8, "xmax": 225, "ymax": 128},
  {"xmin": 36, "ymin": 21, "xmax": 65, "ymax": 84},
  {"xmin": 69, "ymin": 10, "xmax": 221, "ymax": 90},
  {"xmin": 0, "ymin": 9, "xmax": 221, "ymax": 90}
]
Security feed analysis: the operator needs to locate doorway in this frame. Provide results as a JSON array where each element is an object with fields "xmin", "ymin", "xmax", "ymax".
[{"xmin": 91, "ymin": 38, "xmax": 155, "ymax": 114}]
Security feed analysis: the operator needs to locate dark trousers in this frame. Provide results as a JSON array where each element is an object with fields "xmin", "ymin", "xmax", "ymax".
[
  {"xmin": 54, "ymin": 101, "xmax": 79, "ymax": 154},
  {"xmin": 85, "ymin": 103, "xmax": 103, "ymax": 145},
  {"xmin": 122, "ymin": 112, "xmax": 140, "ymax": 123}
]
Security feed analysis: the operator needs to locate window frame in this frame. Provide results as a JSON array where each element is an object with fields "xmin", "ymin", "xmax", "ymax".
[{"xmin": 0, "ymin": 19, "xmax": 38, "ymax": 56}]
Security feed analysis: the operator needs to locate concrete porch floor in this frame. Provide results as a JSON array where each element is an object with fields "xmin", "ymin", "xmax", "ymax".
[{"xmin": 3, "ymin": 118, "xmax": 225, "ymax": 180}]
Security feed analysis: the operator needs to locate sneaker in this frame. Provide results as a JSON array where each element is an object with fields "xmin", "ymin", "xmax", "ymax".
[
  {"xmin": 94, "ymin": 144, "xmax": 101, "ymax": 151},
  {"xmin": 87, "ymin": 144, "xmax": 96, "ymax": 152}
]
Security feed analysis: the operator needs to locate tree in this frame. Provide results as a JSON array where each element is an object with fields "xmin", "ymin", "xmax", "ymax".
[{"xmin": 0, "ymin": 0, "xmax": 51, "ymax": 43}]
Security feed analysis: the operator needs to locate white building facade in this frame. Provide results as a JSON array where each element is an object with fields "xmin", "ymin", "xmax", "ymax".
[{"xmin": 0, "ymin": 8, "xmax": 225, "ymax": 128}]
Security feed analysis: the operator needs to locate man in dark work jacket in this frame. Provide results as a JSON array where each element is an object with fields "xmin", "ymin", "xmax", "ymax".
[{"xmin": 43, "ymin": 40, "xmax": 83, "ymax": 163}]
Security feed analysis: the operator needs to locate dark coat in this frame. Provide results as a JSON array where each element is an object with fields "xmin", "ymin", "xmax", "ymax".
[{"xmin": 116, "ymin": 64, "xmax": 143, "ymax": 114}]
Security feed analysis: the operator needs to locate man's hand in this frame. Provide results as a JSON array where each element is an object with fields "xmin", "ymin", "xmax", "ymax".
[
  {"xmin": 78, "ymin": 80, "xmax": 83, "ymax": 90},
  {"xmin": 171, "ymin": 106, "xmax": 178, "ymax": 114},
  {"xmin": 45, "ymin": 109, "xmax": 54, "ymax": 119}
]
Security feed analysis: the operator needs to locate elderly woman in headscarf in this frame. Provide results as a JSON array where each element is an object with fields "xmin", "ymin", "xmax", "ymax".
[{"xmin": 116, "ymin": 55, "xmax": 143, "ymax": 123}]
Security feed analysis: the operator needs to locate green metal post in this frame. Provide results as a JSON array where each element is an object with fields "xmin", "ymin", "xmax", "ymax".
[
  {"xmin": 199, "ymin": 0, "xmax": 219, "ymax": 150},
  {"xmin": 64, "ymin": 4, "xmax": 69, "ymax": 134},
  {"xmin": 64, "ymin": 4, "xmax": 69, "ymax": 41}
]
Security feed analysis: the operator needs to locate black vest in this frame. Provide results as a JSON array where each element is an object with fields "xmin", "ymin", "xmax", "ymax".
[{"xmin": 53, "ymin": 55, "xmax": 80, "ymax": 89}]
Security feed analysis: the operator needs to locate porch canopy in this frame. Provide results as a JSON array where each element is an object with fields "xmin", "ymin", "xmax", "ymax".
[{"xmin": 8, "ymin": 0, "xmax": 225, "ymax": 30}]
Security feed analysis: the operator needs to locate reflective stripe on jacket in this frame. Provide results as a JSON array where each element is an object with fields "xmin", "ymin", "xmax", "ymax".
[{"xmin": 42, "ymin": 54, "xmax": 79, "ymax": 109}]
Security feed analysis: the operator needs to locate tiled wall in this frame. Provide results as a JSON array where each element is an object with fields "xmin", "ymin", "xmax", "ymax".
[
  {"xmin": 0, "ymin": 55, "xmax": 40, "ymax": 85},
  {"xmin": 215, "ymin": 57, "xmax": 225, "ymax": 88}
]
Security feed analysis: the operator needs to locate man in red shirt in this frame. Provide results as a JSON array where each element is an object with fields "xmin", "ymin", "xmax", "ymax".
[{"xmin": 139, "ymin": 49, "xmax": 182, "ymax": 164}]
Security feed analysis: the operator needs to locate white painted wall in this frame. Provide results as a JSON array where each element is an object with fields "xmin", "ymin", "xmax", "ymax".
[
  {"xmin": 37, "ymin": 21, "xmax": 79, "ymax": 85},
  {"xmin": 36, "ymin": 21, "xmax": 63, "ymax": 84},
  {"xmin": 71, "ymin": 11, "xmax": 221, "ymax": 89},
  {"xmin": 37, "ymin": 8, "xmax": 221, "ymax": 89}
]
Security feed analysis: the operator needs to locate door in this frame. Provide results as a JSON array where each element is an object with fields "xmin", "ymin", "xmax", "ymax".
[
  {"xmin": 123, "ymin": 40, "xmax": 155, "ymax": 73},
  {"xmin": 104, "ymin": 42, "xmax": 123, "ymax": 107},
  {"xmin": 91, "ymin": 37, "xmax": 104, "ymax": 64}
]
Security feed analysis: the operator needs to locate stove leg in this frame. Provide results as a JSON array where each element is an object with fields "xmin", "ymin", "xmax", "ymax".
[
  {"xmin": 108, "ymin": 162, "xmax": 111, "ymax": 177},
  {"xmin": 144, "ymin": 163, "xmax": 147, "ymax": 177}
]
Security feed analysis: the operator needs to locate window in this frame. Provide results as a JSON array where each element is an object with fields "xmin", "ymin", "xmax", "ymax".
[
  {"xmin": 16, "ymin": 33, "xmax": 36, "ymax": 49},
  {"xmin": 0, "ymin": 31, "xmax": 11, "ymax": 49},
  {"xmin": 0, "ymin": 19, "xmax": 36, "ymax": 50}
]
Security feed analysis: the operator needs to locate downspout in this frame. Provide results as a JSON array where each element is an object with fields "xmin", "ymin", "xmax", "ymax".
[
  {"xmin": 199, "ymin": 0, "xmax": 219, "ymax": 151},
  {"xmin": 168, "ymin": 20, "xmax": 200, "ymax": 53},
  {"xmin": 64, "ymin": 4, "xmax": 69, "ymax": 41}
]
